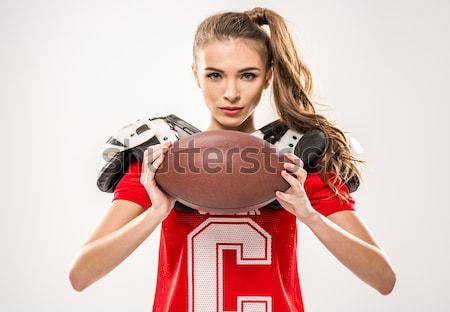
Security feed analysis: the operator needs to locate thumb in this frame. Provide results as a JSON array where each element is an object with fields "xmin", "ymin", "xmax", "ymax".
[{"xmin": 276, "ymin": 191, "xmax": 291, "ymax": 203}]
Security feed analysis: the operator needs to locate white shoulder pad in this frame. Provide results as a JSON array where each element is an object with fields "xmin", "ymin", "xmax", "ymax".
[
  {"xmin": 251, "ymin": 128, "xmax": 303, "ymax": 154},
  {"xmin": 97, "ymin": 114, "xmax": 201, "ymax": 193},
  {"xmin": 106, "ymin": 118, "xmax": 178, "ymax": 153},
  {"xmin": 346, "ymin": 134, "xmax": 364, "ymax": 156},
  {"xmin": 97, "ymin": 117, "xmax": 179, "ymax": 182}
]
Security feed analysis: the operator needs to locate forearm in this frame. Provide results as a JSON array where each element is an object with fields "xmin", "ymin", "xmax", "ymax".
[
  {"xmin": 303, "ymin": 212, "xmax": 396, "ymax": 295},
  {"xmin": 70, "ymin": 208, "xmax": 165, "ymax": 291}
]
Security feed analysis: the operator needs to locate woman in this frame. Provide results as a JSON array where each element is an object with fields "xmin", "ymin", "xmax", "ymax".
[{"xmin": 69, "ymin": 7, "xmax": 396, "ymax": 311}]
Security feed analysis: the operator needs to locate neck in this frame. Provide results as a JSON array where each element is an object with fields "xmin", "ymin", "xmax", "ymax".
[{"xmin": 206, "ymin": 115, "xmax": 257, "ymax": 134}]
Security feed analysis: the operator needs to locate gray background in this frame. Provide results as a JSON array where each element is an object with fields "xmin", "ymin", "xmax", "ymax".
[{"xmin": 1, "ymin": 0, "xmax": 449, "ymax": 311}]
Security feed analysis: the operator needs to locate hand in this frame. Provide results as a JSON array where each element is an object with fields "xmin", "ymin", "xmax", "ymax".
[
  {"xmin": 140, "ymin": 140, "xmax": 177, "ymax": 219},
  {"xmin": 275, "ymin": 153, "xmax": 318, "ymax": 223}
]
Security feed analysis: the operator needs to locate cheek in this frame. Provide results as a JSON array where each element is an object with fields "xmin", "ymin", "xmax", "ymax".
[
  {"xmin": 201, "ymin": 81, "xmax": 223, "ymax": 102},
  {"xmin": 200, "ymin": 91, "xmax": 217, "ymax": 114},
  {"xmin": 243, "ymin": 82, "xmax": 265, "ymax": 103}
]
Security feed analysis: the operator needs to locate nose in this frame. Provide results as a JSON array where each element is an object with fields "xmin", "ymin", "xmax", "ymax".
[{"xmin": 223, "ymin": 79, "xmax": 240, "ymax": 103}]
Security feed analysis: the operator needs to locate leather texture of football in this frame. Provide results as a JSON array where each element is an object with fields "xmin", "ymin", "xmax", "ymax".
[{"xmin": 154, "ymin": 129, "xmax": 293, "ymax": 214}]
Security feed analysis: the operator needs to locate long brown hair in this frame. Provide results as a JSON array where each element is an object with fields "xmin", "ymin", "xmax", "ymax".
[{"xmin": 193, "ymin": 7, "xmax": 363, "ymax": 201}]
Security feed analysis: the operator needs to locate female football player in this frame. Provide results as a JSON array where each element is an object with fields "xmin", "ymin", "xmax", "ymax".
[{"xmin": 69, "ymin": 7, "xmax": 396, "ymax": 311}]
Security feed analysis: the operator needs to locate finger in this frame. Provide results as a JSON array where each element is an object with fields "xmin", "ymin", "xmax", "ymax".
[
  {"xmin": 145, "ymin": 154, "xmax": 169, "ymax": 198},
  {"xmin": 281, "ymin": 169, "xmax": 301, "ymax": 190},
  {"xmin": 147, "ymin": 151, "xmax": 165, "ymax": 175},
  {"xmin": 145, "ymin": 145, "xmax": 163, "ymax": 160},
  {"xmin": 145, "ymin": 141, "xmax": 172, "ymax": 159},
  {"xmin": 142, "ymin": 150, "xmax": 160, "ymax": 176},
  {"xmin": 284, "ymin": 152, "xmax": 304, "ymax": 168},
  {"xmin": 141, "ymin": 153, "xmax": 165, "ymax": 190},
  {"xmin": 283, "ymin": 161, "xmax": 307, "ymax": 175},
  {"xmin": 283, "ymin": 162, "xmax": 307, "ymax": 184},
  {"xmin": 275, "ymin": 190, "xmax": 292, "ymax": 203},
  {"xmin": 142, "ymin": 147, "xmax": 164, "ymax": 172},
  {"xmin": 145, "ymin": 146, "xmax": 168, "ymax": 166},
  {"xmin": 145, "ymin": 143, "xmax": 163, "ymax": 155}
]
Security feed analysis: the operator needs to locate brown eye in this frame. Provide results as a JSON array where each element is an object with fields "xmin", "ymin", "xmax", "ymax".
[
  {"xmin": 207, "ymin": 73, "xmax": 221, "ymax": 80},
  {"xmin": 242, "ymin": 73, "xmax": 256, "ymax": 80}
]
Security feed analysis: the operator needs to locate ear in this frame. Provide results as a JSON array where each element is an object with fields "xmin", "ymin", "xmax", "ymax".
[
  {"xmin": 192, "ymin": 63, "xmax": 201, "ymax": 88},
  {"xmin": 264, "ymin": 68, "xmax": 273, "ymax": 89}
]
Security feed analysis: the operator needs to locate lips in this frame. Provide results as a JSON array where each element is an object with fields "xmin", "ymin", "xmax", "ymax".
[
  {"xmin": 220, "ymin": 107, "xmax": 243, "ymax": 116},
  {"xmin": 220, "ymin": 106, "xmax": 243, "ymax": 110}
]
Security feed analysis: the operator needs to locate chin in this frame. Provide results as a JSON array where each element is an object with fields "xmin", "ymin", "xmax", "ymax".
[
  {"xmin": 216, "ymin": 116, "xmax": 246, "ymax": 129},
  {"xmin": 212, "ymin": 118, "xmax": 243, "ymax": 129}
]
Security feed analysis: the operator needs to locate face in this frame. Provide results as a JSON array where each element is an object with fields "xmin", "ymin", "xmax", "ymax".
[{"xmin": 192, "ymin": 38, "xmax": 272, "ymax": 133}]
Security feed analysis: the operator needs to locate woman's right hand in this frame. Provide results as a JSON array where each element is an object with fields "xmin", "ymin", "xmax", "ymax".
[{"xmin": 140, "ymin": 140, "xmax": 176, "ymax": 219}]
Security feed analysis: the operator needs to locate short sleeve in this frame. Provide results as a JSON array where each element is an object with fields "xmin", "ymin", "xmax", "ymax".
[
  {"xmin": 112, "ymin": 160, "xmax": 152, "ymax": 209},
  {"xmin": 304, "ymin": 172, "xmax": 355, "ymax": 217}
]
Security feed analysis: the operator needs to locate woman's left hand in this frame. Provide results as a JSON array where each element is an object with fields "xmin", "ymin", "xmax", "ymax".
[{"xmin": 275, "ymin": 152, "xmax": 318, "ymax": 223}]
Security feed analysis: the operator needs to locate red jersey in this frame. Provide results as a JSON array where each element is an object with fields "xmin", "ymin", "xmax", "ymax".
[{"xmin": 113, "ymin": 160, "xmax": 355, "ymax": 312}]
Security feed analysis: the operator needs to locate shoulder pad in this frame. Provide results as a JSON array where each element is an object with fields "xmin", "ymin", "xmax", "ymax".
[
  {"xmin": 97, "ymin": 114, "xmax": 200, "ymax": 193},
  {"xmin": 343, "ymin": 133, "xmax": 363, "ymax": 193},
  {"xmin": 254, "ymin": 120, "xmax": 360, "ymax": 211},
  {"xmin": 252, "ymin": 120, "xmax": 326, "ymax": 172},
  {"xmin": 346, "ymin": 134, "xmax": 364, "ymax": 156}
]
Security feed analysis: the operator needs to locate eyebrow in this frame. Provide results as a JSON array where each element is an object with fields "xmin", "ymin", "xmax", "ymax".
[{"xmin": 204, "ymin": 67, "xmax": 262, "ymax": 73}]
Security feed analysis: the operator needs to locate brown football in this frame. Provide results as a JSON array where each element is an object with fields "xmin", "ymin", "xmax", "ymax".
[{"xmin": 154, "ymin": 129, "xmax": 292, "ymax": 214}]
